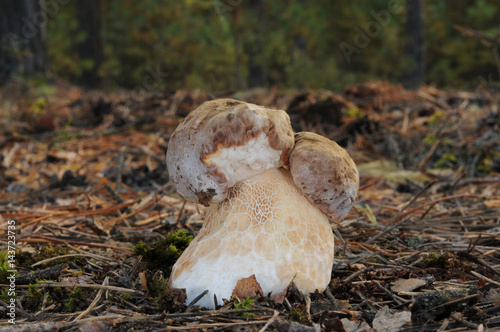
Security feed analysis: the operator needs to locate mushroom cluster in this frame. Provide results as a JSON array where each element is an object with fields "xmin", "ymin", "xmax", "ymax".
[{"xmin": 166, "ymin": 99, "xmax": 359, "ymax": 308}]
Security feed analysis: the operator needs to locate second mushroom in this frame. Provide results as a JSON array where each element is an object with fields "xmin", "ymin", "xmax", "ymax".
[{"xmin": 166, "ymin": 99, "xmax": 359, "ymax": 308}]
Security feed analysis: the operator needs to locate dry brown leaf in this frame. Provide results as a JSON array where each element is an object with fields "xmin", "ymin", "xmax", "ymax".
[
  {"xmin": 231, "ymin": 274, "xmax": 263, "ymax": 299},
  {"xmin": 391, "ymin": 278, "xmax": 427, "ymax": 293}
]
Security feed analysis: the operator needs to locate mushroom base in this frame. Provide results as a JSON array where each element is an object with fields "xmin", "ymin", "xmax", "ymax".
[{"xmin": 169, "ymin": 168, "xmax": 334, "ymax": 309}]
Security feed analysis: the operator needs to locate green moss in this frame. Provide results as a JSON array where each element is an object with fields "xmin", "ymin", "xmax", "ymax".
[
  {"xmin": 428, "ymin": 110, "xmax": 444, "ymax": 125},
  {"xmin": 0, "ymin": 289, "xmax": 11, "ymax": 302},
  {"xmin": 0, "ymin": 250, "xmax": 15, "ymax": 283},
  {"xmin": 133, "ymin": 230, "xmax": 192, "ymax": 276},
  {"xmin": 423, "ymin": 251, "xmax": 448, "ymax": 268},
  {"xmin": 423, "ymin": 133, "xmax": 437, "ymax": 146},
  {"xmin": 233, "ymin": 297, "xmax": 255, "ymax": 318},
  {"xmin": 286, "ymin": 307, "xmax": 311, "ymax": 325},
  {"xmin": 31, "ymin": 97, "xmax": 46, "ymax": 115},
  {"xmin": 346, "ymin": 107, "xmax": 364, "ymax": 118},
  {"xmin": 435, "ymin": 153, "xmax": 457, "ymax": 168},
  {"xmin": 25, "ymin": 283, "xmax": 45, "ymax": 312},
  {"xmin": 149, "ymin": 271, "xmax": 187, "ymax": 312},
  {"xmin": 148, "ymin": 271, "xmax": 169, "ymax": 298},
  {"xmin": 62, "ymin": 288, "xmax": 82, "ymax": 312},
  {"xmin": 119, "ymin": 292, "xmax": 131, "ymax": 300}
]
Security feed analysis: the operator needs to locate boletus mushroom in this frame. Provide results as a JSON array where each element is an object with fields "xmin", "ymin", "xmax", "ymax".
[{"xmin": 166, "ymin": 99, "xmax": 359, "ymax": 308}]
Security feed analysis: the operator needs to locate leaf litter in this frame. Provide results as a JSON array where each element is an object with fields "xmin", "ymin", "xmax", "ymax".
[{"xmin": 0, "ymin": 81, "xmax": 499, "ymax": 331}]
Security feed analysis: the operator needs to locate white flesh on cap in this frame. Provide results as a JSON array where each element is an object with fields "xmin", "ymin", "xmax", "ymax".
[
  {"xmin": 204, "ymin": 132, "xmax": 282, "ymax": 192},
  {"xmin": 169, "ymin": 167, "xmax": 334, "ymax": 309},
  {"xmin": 166, "ymin": 99, "xmax": 294, "ymax": 205}
]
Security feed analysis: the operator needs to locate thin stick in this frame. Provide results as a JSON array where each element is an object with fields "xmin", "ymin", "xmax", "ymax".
[
  {"xmin": 344, "ymin": 267, "xmax": 373, "ymax": 283},
  {"xmin": 374, "ymin": 280, "xmax": 409, "ymax": 305},
  {"xmin": 74, "ymin": 276, "xmax": 109, "ymax": 321},
  {"xmin": 259, "ymin": 310, "xmax": 279, "ymax": 332},
  {"xmin": 187, "ymin": 289, "xmax": 209, "ymax": 309},
  {"xmin": 59, "ymin": 314, "xmax": 125, "ymax": 330},
  {"xmin": 165, "ymin": 320, "xmax": 272, "ymax": 330},
  {"xmin": 471, "ymin": 271, "xmax": 500, "ymax": 287},
  {"xmin": 305, "ymin": 296, "xmax": 312, "ymax": 322}
]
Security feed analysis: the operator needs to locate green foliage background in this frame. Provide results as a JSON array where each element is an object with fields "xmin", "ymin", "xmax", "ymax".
[{"xmin": 46, "ymin": 0, "xmax": 500, "ymax": 91}]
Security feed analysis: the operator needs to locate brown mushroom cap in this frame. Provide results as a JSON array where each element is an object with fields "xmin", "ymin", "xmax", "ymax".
[
  {"xmin": 166, "ymin": 99, "xmax": 294, "ymax": 206},
  {"xmin": 289, "ymin": 132, "xmax": 359, "ymax": 221}
]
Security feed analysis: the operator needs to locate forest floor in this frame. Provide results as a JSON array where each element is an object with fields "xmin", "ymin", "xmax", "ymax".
[{"xmin": 0, "ymin": 80, "xmax": 499, "ymax": 331}]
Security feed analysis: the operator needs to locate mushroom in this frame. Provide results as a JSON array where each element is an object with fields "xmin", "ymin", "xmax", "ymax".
[{"xmin": 166, "ymin": 99, "xmax": 359, "ymax": 308}]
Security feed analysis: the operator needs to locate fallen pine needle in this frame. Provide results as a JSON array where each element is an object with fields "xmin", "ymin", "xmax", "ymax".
[
  {"xmin": 32, "ymin": 253, "xmax": 117, "ymax": 267},
  {"xmin": 38, "ymin": 281, "xmax": 143, "ymax": 294}
]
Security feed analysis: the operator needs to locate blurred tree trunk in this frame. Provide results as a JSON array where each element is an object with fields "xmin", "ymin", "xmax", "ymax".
[
  {"xmin": 247, "ymin": 0, "xmax": 266, "ymax": 88},
  {"xmin": 76, "ymin": 0, "xmax": 103, "ymax": 87},
  {"xmin": 404, "ymin": 0, "xmax": 425, "ymax": 89},
  {"xmin": 0, "ymin": 0, "xmax": 48, "ymax": 85}
]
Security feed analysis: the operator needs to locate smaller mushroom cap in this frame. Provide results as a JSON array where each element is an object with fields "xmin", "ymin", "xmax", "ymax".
[
  {"xmin": 166, "ymin": 99, "xmax": 294, "ymax": 206},
  {"xmin": 289, "ymin": 132, "xmax": 359, "ymax": 221}
]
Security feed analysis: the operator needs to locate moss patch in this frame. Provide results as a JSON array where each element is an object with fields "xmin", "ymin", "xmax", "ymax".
[{"xmin": 133, "ymin": 229, "xmax": 192, "ymax": 276}]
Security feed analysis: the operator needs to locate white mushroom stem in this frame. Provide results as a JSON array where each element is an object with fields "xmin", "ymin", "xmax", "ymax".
[{"xmin": 169, "ymin": 167, "xmax": 334, "ymax": 309}]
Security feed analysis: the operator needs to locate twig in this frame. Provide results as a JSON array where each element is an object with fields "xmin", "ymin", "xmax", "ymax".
[
  {"xmin": 450, "ymin": 312, "xmax": 479, "ymax": 329},
  {"xmin": 74, "ymin": 276, "xmax": 109, "ymax": 321},
  {"xmin": 333, "ymin": 227, "xmax": 353, "ymax": 256},
  {"xmin": 343, "ymin": 267, "xmax": 373, "ymax": 283},
  {"xmin": 16, "ymin": 264, "xmax": 68, "ymax": 285},
  {"xmin": 458, "ymin": 251, "xmax": 500, "ymax": 276},
  {"xmin": 259, "ymin": 310, "xmax": 279, "ymax": 332},
  {"xmin": 176, "ymin": 200, "xmax": 187, "ymax": 225},
  {"xmin": 470, "ymin": 271, "xmax": 500, "ymax": 287},
  {"xmin": 58, "ymin": 314, "xmax": 125, "ymax": 330},
  {"xmin": 187, "ymin": 289, "xmax": 209, "ymax": 309},
  {"xmin": 325, "ymin": 287, "xmax": 340, "ymax": 308},
  {"xmin": 165, "ymin": 320, "xmax": 273, "ymax": 330},
  {"xmin": 373, "ymin": 280, "xmax": 410, "ymax": 305},
  {"xmin": 430, "ymin": 293, "xmax": 479, "ymax": 312},
  {"xmin": 418, "ymin": 139, "xmax": 441, "ymax": 170},
  {"xmin": 305, "ymin": 296, "xmax": 312, "ymax": 322}
]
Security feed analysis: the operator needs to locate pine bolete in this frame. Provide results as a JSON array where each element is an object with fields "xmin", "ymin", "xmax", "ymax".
[{"xmin": 166, "ymin": 99, "xmax": 359, "ymax": 308}]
